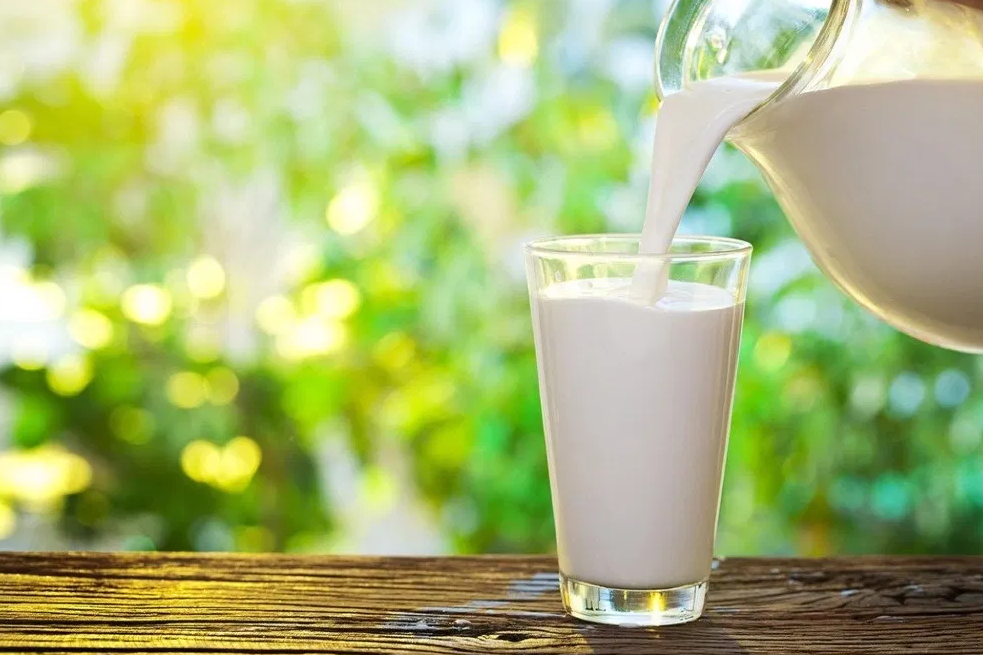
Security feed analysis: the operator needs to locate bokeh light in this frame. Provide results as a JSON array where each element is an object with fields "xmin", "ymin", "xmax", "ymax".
[
  {"xmin": 498, "ymin": 9, "xmax": 539, "ymax": 67},
  {"xmin": 110, "ymin": 407, "xmax": 155, "ymax": 445},
  {"xmin": 68, "ymin": 309, "xmax": 115, "ymax": 350},
  {"xmin": 180, "ymin": 437, "xmax": 262, "ymax": 493},
  {"xmin": 121, "ymin": 285, "xmax": 173, "ymax": 326},
  {"xmin": 0, "ymin": 446, "xmax": 92, "ymax": 506},
  {"xmin": 754, "ymin": 332, "xmax": 792, "ymax": 372},
  {"xmin": 46, "ymin": 355, "xmax": 94, "ymax": 397},
  {"xmin": 1, "ymin": 276, "xmax": 66, "ymax": 323},
  {"xmin": 275, "ymin": 318, "xmax": 347, "ymax": 361},
  {"xmin": 0, "ymin": 109, "xmax": 32, "ymax": 146},
  {"xmin": 11, "ymin": 338, "xmax": 49, "ymax": 371},
  {"xmin": 206, "ymin": 367, "xmax": 240, "ymax": 405},
  {"xmin": 255, "ymin": 296, "xmax": 297, "ymax": 335},
  {"xmin": 186, "ymin": 256, "xmax": 227, "ymax": 300},
  {"xmin": 166, "ymin": 371, "xmax": 209, "ymax": 409},
  {"xmin": 300, "ymin": 279, "xmax": 361, "ymax": 319},
  {"xmin": 0, "ymin": 151, "xmax": 55, "ymax": 194},
  {"xmin": 326, "ymin": 177, "xmax": 378, "ymax": 235}
]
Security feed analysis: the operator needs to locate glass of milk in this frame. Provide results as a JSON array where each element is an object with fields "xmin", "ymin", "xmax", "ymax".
[{"xmin": 525, "ymin": 234, "xmax": 751, "ymax": 627}]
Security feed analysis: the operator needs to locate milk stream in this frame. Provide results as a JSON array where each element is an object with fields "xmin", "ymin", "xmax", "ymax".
[
  {"xmin": 634, "ymin": 73, "xmax": 983, "ymax": 350},
  {"xmin": 631, "ymin": 74, "xmax": 779, "ymax": 302}
]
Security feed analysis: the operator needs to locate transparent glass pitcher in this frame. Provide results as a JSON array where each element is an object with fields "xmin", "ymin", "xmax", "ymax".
[{"xmin": 655, "ymin": 0, "xmax": 983, "ymax": 353}]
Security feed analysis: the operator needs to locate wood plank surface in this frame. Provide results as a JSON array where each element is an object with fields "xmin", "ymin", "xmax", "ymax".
[{"xmin": 0, "ymin": 553, "xmax": 981, "ymax": 653}]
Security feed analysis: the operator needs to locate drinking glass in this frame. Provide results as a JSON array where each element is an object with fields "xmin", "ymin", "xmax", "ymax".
[{"xmin": 525, "ymin": 235, "xmax": 751, "ymax": 626}]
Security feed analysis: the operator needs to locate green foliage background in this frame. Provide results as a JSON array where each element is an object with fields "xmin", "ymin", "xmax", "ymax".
[{"xmin": 0, "ymin": 0, "xmax": 981, "ymax": 555}]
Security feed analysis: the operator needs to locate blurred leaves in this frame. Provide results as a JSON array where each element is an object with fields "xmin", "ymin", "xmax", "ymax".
[{"xmin": 0, "ymin": 0, "xmax": 980, "ymax": 556}]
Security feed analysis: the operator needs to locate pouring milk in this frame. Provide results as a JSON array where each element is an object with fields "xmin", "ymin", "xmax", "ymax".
[
  {"xmin": 535, "ymin": 2, "xmax": 983, "ymax": 594},
  {"xmin": 632, "ymin": 0, "xmax": 983, "ymax": 352},
  {"xmin": 538, "ymin": 72, "xmax": 983, "ymax": 592},
  {"xmin": 535, "ymin": 74, "xmax": 770, "ymax": 592},
  {"xmin": 633, "ymin": 74, "xmax": 983, "ymax": 353},
  {"xmin": 631, "ymin": 73, "xmax": 779, "ymax": 302},
  {"xmin": 533, "ymin": 72, "xmax": 773, "ymax": 591}
]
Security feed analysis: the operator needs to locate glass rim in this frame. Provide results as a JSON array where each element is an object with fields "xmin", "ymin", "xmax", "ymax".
[{"xmin": 524, "ymin": 234, "xmax": 752, "ymax": 263}]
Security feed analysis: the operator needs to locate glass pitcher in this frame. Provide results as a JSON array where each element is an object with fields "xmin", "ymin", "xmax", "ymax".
[{"xmin": 655, "ymin": 0, "xmax": 983, "ymax": 353}]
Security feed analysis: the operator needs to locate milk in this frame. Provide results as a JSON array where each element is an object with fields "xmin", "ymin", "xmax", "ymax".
[
  {"xmin": 639, "ymin": 73, "xmax": 781, "ymax": 258},
  {"xmin": 736, "ymin": 79, "xmax": 983, "ymax": 350},
  {"xmin": 632, "ymin": 74, "xmax": 778, "ymax": 302},
  {"xmin": 638, "ymin": 74, "xmax": 983, "ymax": 350},
  {"xmin": 531, "ymin": 278, "xmax": 743, "ymax": 589}
]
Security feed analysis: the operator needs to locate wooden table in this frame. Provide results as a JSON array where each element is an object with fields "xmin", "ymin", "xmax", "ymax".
[{"xmin": 0, "ymin": 553, "xmax": 981, "ymax": 653}]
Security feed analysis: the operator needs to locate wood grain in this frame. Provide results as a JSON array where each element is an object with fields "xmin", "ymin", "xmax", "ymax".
[{"xmin": 0, "ymin": 553, "xmax": 981, "ymax": 653}]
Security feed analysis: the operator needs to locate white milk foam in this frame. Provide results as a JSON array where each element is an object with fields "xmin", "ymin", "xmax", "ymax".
[{"xmin": 532, "ymin": 279, "xmax": 744, "ymax": 588}]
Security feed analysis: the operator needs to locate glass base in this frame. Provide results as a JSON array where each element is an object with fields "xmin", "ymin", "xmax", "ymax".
[{"xmin": 560, "ymin": 574, "xmax": 708, "ymax": 627}]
